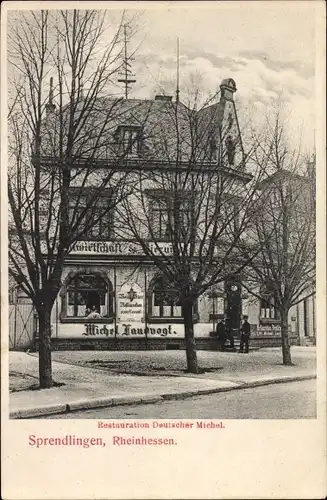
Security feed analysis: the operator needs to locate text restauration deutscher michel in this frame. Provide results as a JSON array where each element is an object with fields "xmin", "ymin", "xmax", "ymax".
[{"xmin": 98, "ymin": 420, "xmax": 225, "ymax": 429}]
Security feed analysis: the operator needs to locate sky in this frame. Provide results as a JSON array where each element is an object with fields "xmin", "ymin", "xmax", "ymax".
[
  {"xmin": 6, "ymin": 2, "xmax": 321, "ymax": 153},
  {"xmin": 112, "ymin": 1, "xmax": 320, "ymax": 153}
]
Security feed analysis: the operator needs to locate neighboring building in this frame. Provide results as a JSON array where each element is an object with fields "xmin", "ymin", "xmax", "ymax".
[
  {"xmin": 251, "ymin": 166, "xmax": 316, "ymax": 345},
  {"xmin": 12, "ymin": 78, "xmax": 316, "ymax": 349}
]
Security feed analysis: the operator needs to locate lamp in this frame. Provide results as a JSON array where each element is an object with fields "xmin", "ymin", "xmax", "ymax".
[{"xmin": 127, "ymin": 287, "xmax": 137, "ymax": 302}]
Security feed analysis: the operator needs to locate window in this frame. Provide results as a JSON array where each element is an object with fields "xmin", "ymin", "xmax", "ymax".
[
  {"xmin": 151, "ymin": 198, "xmax": 170, "ymax": 240},
  {"xmin": 69, "ymin": 189, "xmax": 113, "ymax": 240},
  {"xmin": 210, "ymin": 138, "xmax": 218, "ymax": 162},
  {"xmin": 260, "ymin": 297, "xmax": 280, "ymax": 320},
  {"xmin": 66, "ymin": 274, "xmax": 113, "ymax": 318},
  {"xmin": 149, "ymin": 192, "xmax": 194, "ymax": 241},
  {"xmin": 115, "ymin": 126, "xmax": 141, "ymax": 156},
  {"xmin": 150, "ymin": 277, "xmax": 182, "ymax": 318},
  {"xmin": 9, "ymin": 287, "xmax": 16, "ymax": 305},
  {"xmin": 226, "ymin": 135, "xmax": 235, "ymax": 165}
]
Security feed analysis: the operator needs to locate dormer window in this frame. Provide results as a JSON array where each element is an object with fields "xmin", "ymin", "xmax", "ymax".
[{"xmin": 115, "ymin": 126, "xmax": 141, "ymax": 157}]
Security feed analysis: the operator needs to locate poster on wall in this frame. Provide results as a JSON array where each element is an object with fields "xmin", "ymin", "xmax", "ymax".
[{"xmin": 117, "ymin": 283, "xmax": 144, "ymax": 323}]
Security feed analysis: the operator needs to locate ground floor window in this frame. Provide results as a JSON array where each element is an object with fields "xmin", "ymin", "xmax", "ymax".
[
  {"xmin": 151, "ymin": 277, "xmax": 182, "ymax": 318},
  {"xmin": 66, "ymin": 274, "xmax": 113, "ymax": 318},
  {"xmin": 260, "ymin": 297, "xmax": 280, "ymax": 320},
  {"xmin": 147, "ymin": 276, "xmax": 199, "ymax": 321}
]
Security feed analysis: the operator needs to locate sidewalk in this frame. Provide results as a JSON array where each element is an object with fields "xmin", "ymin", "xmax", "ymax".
[{"xmin": 9, "ymin": 347, "xmax": 316, "ymax": 418}]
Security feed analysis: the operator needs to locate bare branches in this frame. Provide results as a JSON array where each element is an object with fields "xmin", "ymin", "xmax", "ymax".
[
  {"xmin": 241, "ymin": 108, "xmax": 316, "ymax": 315},
  {"xmin": 8, "ymin": 9, "xmax": 139, "ymax": 308},
  {"xmin": 116, "ymin": 89, "xmax": 264, "ymax": 303}
]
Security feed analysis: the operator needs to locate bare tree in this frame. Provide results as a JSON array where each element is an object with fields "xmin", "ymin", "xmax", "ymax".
[
  {"xmin": 240, "ymin": 110, "xmax": 316, "ymax": 365},
  {"xmin": 116, "ymin": 84, "xmax": 266, "ymax": 373},
  {"xmin": 8, "ymin": 9, "xmax": 140, "ymax": 388}
]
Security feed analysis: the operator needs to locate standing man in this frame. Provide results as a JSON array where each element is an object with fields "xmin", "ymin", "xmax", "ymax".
[
  {"xmin": 216, "ymin": 317, "xmax": 226, "ymax": 351},
  {"xmin": 240, "ymin": 316, "xmax": 251, "ymax": 353}
]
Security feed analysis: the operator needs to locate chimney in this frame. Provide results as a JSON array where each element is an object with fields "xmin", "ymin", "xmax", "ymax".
[
  {"xmin": 46, "ymin": 77, "xmax": 56, "ymax": 116},
  {"xmin": 155, "ymin": 95, "xmax": 173, "ymax": 101},
  {"xmin": 220, "ymin": 78, "xmax": 237, "ymax": 101}
]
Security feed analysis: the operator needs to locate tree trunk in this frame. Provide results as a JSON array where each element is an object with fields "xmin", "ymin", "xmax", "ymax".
[
  {"xmin": 281, "ymin": 309, "xmax": 292, "ymax": 365},
  {"xmin": 37, "ymin": 305, "xmax": 53, "ymax": 388},
  {"xmin": 182, "ymin": 301, "xmax": 199, "ymax": 373}
]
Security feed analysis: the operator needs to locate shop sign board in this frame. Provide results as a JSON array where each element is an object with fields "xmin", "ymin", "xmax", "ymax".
[
  {"xmin": 70, "ymin": 241, "xmax": 175, "ymax": 256},
  {"xmin": 69, "ymin": 240, "xmax": 222, "ymax": 257},
  {"xmin": 118, "ymin": 283, "xmax": 144, "ymax": 323},
  {"xmin": 55, "ymin": 322, "xmax": 213, "ymax": 339},
  {"xmin": 254, "ymin": 325, "xmax": 282, "ymax": 336}
]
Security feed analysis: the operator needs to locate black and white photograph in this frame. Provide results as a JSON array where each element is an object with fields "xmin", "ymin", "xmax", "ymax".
[
  {"xmin": 2, "ymin": 1, "xmax": 326, "ymax": 498},
  {"xmin": 6, "ymin": 2, "xmax": 319, "ymax": 420}
]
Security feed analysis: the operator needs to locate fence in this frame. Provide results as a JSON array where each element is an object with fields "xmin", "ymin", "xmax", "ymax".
[{"xmin": 9, "ymin": 303, "xmax": 36, "ymax": 350}]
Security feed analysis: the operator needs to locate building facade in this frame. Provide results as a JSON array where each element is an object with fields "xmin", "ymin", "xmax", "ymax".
[{"xmin": 11, "ymin": 78, "xmax": 316, "ymax": 350}]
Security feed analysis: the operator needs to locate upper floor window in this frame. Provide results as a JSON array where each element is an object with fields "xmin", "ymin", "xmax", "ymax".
[
  {"xmin": 209, "ymin": 136, "xmax": 219, "ymax": 163},
  {"xmin": 115, "ymin": 126, "xmax": 141, "ymax": 157},
  {"xmin": 151, "ymin": 198, "xmax": 170, "ymax": 241},
  {"xmin": 69, "ymin": 188, "xmax": 113, "ymax": 241},
  {"xmin": 9, "ymin": 287, "xmax": 16, "ymax": 305},
  {"xmin": 148, "ymin": 191, "xmax": 194, "ymax": 241},
  {"xmin": 226, "ymin": 135, "xmax": 236, "ymax": 165}
]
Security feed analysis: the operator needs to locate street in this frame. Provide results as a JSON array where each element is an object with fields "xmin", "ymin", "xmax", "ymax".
[{"xmin": 42, "ymin": 379, "xmax": 316, "ymax": 419}]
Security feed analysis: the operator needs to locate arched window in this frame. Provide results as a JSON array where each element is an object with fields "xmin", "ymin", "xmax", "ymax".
[{"xmin": 66, "ymin": 274, "xmax": 113, "ymax": 318}]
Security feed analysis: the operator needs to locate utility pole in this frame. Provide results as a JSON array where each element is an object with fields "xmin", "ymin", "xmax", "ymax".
[{"xmin": 118, "ymin": 24, "xmax": 136, "ymax": 99}]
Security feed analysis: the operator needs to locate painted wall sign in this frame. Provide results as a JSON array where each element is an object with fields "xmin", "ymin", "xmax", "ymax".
[
  {"xmin": 83, "ymin": 323, "xmax": 178, "ymax": 337},
  {"xmin": 54, "ymin": 322, "xmax": 214, "ymax": 339},
  {"xmin": 254, "ymin": 325, "xmax": 282, "ymax": 336},
  {"xmin": 118, "ymin": 283, "xmax": 144, "ymax": 322},
  {"xmin": 70, "ymin": 241, "xmax": 175, "ymax": 256},
  {"xmin": 69, "ymin": 241, "xmax": 222, "ymax": 257}
]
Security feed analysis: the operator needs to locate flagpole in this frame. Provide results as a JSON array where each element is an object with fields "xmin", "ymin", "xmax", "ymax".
[
  {"xmin": 114, "ymin": 264, "xmax": 117, "ymax": 346},
  {"xmin": 144, "ymin": 267, "xmax": 148, "ymax": 350}
]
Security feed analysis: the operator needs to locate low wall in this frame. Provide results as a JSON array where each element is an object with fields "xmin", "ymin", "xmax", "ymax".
[{"xmin": 34, "ymin": 335, "xmax": 300, "ymax": 352}]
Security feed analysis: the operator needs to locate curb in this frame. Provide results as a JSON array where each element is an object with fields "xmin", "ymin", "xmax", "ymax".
[
  {"xmin": 10, "ymin": 403, "xmax": 69, "ymax": 419},
  {"xmin": 9, "ymin": 374, "xmax": 316, "ymax": 419}
]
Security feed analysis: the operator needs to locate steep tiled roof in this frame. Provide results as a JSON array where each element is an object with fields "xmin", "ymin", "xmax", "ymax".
[{"xmin": 40, "ymin": 81, "xmax": 245, "ymax": 171}]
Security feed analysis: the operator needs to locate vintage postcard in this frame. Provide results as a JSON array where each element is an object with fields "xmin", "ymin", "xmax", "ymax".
[{"xmin": 1, "ymin": 1, "xmax": 326, "ymax": 499}]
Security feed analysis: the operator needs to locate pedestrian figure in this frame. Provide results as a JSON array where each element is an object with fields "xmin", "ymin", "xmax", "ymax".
[
  {"xmin": 87, "ymin": 305, "xmax": 102, "ymax": 319},
  {"xmin": 216, "ymin": 318, "xmax": 226, "ymax": 351},
  {"xmin": 240, "ymin": 316, "xmax": 251, "ymax": 353},
  {"xmin": 225, "ymin": 318, "xmax": 235, "ymax": 350}
]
